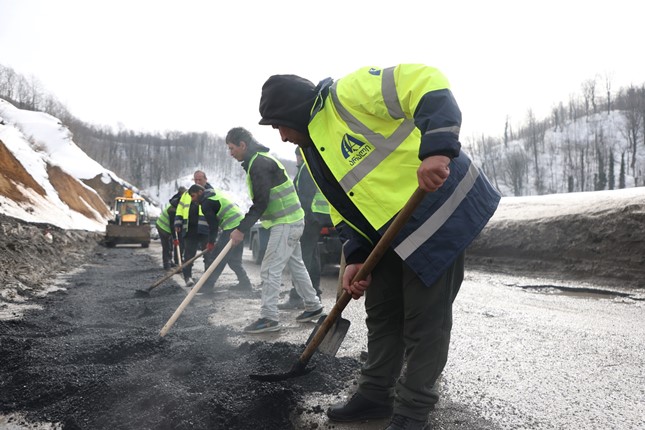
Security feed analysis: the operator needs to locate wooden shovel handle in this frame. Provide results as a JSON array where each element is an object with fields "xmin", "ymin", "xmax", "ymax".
[
  {"xmin": 147, "ymin": 249, "xmax": 207, "ymax": 291},
  {"xmin": 160, "ymin": 240, "xmax": 233, "ymax": 337},
  {"xmin": 299, "ymin": 187, "xmax": 426, "ymax": 364}
]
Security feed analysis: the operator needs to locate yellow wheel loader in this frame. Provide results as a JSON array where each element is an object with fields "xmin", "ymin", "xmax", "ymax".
[{"xmin": 104, "ymin": 189, "xmax": 151, "ymax": 248}]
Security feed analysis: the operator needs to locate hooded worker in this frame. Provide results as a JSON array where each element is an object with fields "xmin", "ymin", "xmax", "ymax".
[{"xmin": 258, "ymin": 65, "xmax": 501, "ymax": 429}]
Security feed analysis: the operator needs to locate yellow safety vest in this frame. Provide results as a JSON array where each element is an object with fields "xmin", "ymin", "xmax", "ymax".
[
  {"xmin": 207, "ymin": 192, "xmax": 244, "ymax": 231},
  {"xmin": 308, "ymin": 64, "xmax": 451, "ymax": 230},
  {"xmin": 246, "ymin": 152, "xmax": 304, "ymax": 228}
]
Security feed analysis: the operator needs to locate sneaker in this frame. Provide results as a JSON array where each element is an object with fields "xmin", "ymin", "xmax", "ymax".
[
  {"xmin": 385, "ymin": 414, "xmax": 428, "ymax": 430},
  {"xmin": 327, "ymin": 392, "xmax": 393, "ymax": 422},
  {"xmin": 243, "ymin": 318, "xmax": 280, "ymax": 333},
  {"xmin": 185, "ymin": 277, "xmax": 194, "ymax": 287},
  {"xmin": 277, "ymin": 298, "xmax": 305, "ymax": 310},
  {"xmin": 295, "ymin": 307, "xmax": 324, "ymax": 323}
]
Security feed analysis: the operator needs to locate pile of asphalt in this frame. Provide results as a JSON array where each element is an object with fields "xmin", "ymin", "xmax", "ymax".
[{"xmin": 0, "ymin": 225, "xmax": 359, "ymax": 429}]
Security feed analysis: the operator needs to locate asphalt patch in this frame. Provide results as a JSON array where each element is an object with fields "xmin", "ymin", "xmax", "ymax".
[{"xmin": 0, "ymin": 245, "xmax": 359, "ymax": 429}]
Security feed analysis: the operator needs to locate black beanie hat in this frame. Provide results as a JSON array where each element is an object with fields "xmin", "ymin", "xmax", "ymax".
[{"xmin": 259, "ymin": 74, "xmax": 317, "ymax": 134}]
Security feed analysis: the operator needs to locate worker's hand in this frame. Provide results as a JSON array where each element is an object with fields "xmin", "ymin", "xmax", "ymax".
[
  {"xmin": 175, "ymin": 227, "xmax": 181, "ymax": 234},
  {"xmin": 206, "ymin": 242, "xmax": 215, "ymax": 252},
  {"xmin": 230, "ymin": 229, "xmax": 244, "ymax": 247},
  {"xmin": 173, "ymin": 239, "xmax": 180, "ymax": 247},
  {"xmin": 417, "ymin": 155, "xmax": 451, "ymax": 192},
  {"xmin": 342, "ymin": 263, "xmax": 371, "ymax": 300}
]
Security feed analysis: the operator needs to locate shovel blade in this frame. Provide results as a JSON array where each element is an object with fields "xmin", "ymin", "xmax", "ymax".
[{"xmin": 305, "ymin": 315, "xmax": 350, "ymax": 357}]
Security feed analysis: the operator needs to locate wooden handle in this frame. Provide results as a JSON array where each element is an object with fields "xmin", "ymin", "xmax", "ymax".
[
  {"xmin": 147, "ymin": 249, "xmax": 207, "ymax": 291},
  {"xmin": 159, "ymin": 240, "xmax": 233, "ymax": 337},
  {"xmin": 299, "ymin": 187, "xmax": 426, "ymax": 363}
]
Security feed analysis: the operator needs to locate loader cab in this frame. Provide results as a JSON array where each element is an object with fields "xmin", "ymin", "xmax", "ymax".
[{"xmin": 114, "ymin": 198, "xmax": 147, "ymax": 225}]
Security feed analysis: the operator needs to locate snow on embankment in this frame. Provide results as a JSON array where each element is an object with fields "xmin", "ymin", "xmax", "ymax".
[{"xmin": 467, "ymin": 188, "xmax": 645, "ymax": 288}]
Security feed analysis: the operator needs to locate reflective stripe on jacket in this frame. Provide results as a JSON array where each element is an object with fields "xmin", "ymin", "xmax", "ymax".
[
  {"xmin": 207, "ymin": 193, "xmax": 244, "ymax": 231},
  {"xmin": 174, "ymin": 192, "xmax": 209, "ymax": 236},
  {"xmin": 307, "ymin": 64, "xmax": 501, "ymax": 286},
  {"xmin": 246, "ymin": 152, "xmax": 304, "ymax": 228}
]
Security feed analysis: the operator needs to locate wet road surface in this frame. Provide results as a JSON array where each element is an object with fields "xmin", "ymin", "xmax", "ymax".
[{"xmin": 1, "ymin": 241, "xmax": 644, "ymax": 429}]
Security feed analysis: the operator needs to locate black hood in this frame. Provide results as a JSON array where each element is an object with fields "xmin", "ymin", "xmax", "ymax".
[{"xmin": 258, "ymin": 74, "xmax": 317, "ymax": 134}]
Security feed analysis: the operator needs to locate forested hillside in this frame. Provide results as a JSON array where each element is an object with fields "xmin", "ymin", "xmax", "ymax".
[
  {"xmin": 465, "ymin": 79, "xmax": 645, "ymax": 196},
  {"xmin": 3, "ymin": 63, "xmax": 643, "ymax": 198}
]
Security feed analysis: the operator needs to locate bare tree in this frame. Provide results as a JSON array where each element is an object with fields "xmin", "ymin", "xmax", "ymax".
[
  {"xmin": 619, "ymin": 85, "xmax": 643, "ymax": 172},
  {"xmin": 608, "ymin": 150, "xmax": 615, "ymax": 190},
  {"xmin": 581, "ymin": 78, "xmax": 597, "ymax": 117},
  {"xmin": 502, "ymin": 148, "xmax": 528, "ymax": 196},
  {"xmin": 603, "ymin": 71, "xmax": 613, "ymax": 114}
]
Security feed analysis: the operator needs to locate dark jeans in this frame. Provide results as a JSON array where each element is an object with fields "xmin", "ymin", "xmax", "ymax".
[
  {"xmin": 289, "ymin": 219, "xmax": 322, "ymax": 298},
  {"xmin": 158, "ymin": 228, "xmax": 173, "ymax": 267},
  {"xmin": 356, "ymin": 248, "xmax": 464, "ymax": 421},
  {"xmin": 181, "ymin": 234, "xmax": 209, "ymax": 280},
  {"xmin": 203, "ymin": 228, "xmax": 250, "ymax": 289}
]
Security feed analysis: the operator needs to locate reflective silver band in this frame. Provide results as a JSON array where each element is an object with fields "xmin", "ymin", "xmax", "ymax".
[
  {"xmin": 425, "ymin": 126, "xmax": 460, "ymax": 136},
  {"xmin": 394, "ymin": 162, "xmax": 480, "ymax": 259},
  {"xmin": 262, "ymin": 203, "xmax": 301, "ymax": 221}
]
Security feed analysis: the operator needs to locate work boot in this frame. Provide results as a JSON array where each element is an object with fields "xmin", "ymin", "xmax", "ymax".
[
  {"xmin": 229, "ymin": 280, "xmax": 253, "ymax": 291},
  {"xmin": 277, "ymin": 297, "xmax": 304, "ymax": 310},
  {"xmin": 327, "ymin": 392, "xmax": 392, "ymax": 422},
  {"xmin": 295, "ymin": 307, "xmax": 323, "ymax": 322},
  {"xmin": 385, "ymin": 414, "xmax": 429, "ymax": 430},
  {"xmin": 163, "ymin": 262, "xmax": 171, "ymax": 270},
  {"xmin": 185, "ymin": 277, "xmax": 194, "ymax": 287}
]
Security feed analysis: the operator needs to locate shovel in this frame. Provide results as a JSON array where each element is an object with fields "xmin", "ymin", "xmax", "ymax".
[
  {"xmin": 159, "ymin": 240, "xmax": 233, "ymax": 337},
  {"xmin": 304, "ymin": 253, "xmax": 349, "ymax": 357},
  {"xmin": 134, "ymin": 249, "xmax": 208, "ymax": 297},
  {"xmin": 250, "ymin": 187, "xmax": 426, "ymax": 382},
  {"xmin": 174, "ymin": 231, "xmax": 184, "ymax": 266}
]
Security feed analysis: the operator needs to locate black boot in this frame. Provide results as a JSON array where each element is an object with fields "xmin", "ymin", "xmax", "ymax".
[{"xmin": 326, "ymin": 392, "xmax": 392, "ymax": 422}]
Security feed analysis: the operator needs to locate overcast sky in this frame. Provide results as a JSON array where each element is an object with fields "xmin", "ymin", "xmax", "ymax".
[{"xmin": 1, "ymin": 0, "xmax": 644, "ymax": 160}]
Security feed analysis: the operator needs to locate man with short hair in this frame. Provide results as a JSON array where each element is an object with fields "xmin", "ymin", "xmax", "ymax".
[
  {"xmin": 175, "ymin": 170, "xmax": 215, "ymax": 287},
  {"xmin": 193, "ymin": 170, "xmax": 213, "ymax": 190},
  {"xmin": 226, "ymin": 126, "xmax": 324, "ymax": 334},
  {"xmin": 188, "ymin": 184, "xmax": 252, "ymax": 293}
]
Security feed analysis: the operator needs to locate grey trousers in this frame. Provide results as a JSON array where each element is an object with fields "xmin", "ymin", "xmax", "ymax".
[{"xmin": 357, "ymin": 248, "xmax": 465, "ymax": 421}]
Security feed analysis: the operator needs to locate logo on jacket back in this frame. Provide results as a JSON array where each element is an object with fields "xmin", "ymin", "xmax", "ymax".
[{"xmin": 341, "ymin": 134, "xmax": 373, "ymax": 167}]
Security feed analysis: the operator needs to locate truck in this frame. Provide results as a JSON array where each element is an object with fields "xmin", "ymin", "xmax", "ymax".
[
  {"xmin": 247, "ymin": 222, "xmax": 343, "ymax": 269},
  {"xmin": 104, "ymin": 189, "xmax": 151, "ymax": 248}
]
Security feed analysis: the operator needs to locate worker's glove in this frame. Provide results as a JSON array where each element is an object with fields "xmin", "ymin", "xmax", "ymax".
[
  {"xmin": 173, "ymin": 239, "xmax": 180, "ymax": 246},
  {"xmin": 206, "ymin": 242, "xmax": 215, "ymax": 252}
]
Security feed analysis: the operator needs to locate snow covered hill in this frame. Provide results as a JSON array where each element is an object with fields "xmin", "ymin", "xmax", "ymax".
[{"xmin": 0, "ymin": 99, "xmax": 146, "ymax": 231}]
